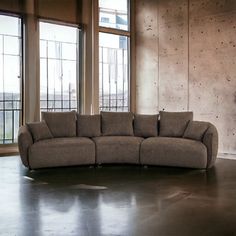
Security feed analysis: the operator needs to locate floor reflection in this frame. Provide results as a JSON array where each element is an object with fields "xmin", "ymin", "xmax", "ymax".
[{"xmin": 1, "ymin": 156, "xmax": 233, "ymax": 236}]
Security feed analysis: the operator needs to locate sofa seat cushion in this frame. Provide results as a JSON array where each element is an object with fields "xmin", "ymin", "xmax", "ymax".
[
  {"xmin": 29, "ymin": 137, "xmax": 95, "ymax": 169},
  {"xmin": 93, "ymin": 136, "xmax": 143, "ymax": 164},
  {"xmin": 140, "ymin": 137, "xmax": 207, "ymax": 168}
]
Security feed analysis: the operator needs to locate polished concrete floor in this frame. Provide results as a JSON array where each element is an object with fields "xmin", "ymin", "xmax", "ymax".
[{"xmin": 0, "ymin": 156, "xmax": 236, "ymax": 236}]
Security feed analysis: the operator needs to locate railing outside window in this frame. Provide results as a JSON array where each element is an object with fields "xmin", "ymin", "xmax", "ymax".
[
  {"xmin": 40, "ymin": 22, "xmax": 79, "ymax": 113},
  {"xmin": 99, "ymin": 46, "xmax": 129, "ymax": 112}
]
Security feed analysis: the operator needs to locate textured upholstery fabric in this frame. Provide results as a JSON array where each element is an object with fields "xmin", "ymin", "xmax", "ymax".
[
  {"xmin": 18, "ymin": 126, "xmax": 33, "ymax": 167},
  {"xmin": 41, "ymin": 111, "xmax": 77, "ymax": 137},
  {"xmin": 203, "ymin": 123, "xmax": 218, "ymax": 168},
  {"xmin": 183, "ymin": 121, "xmax": 209, "ymax": 141},
  {"xmin": 159, "ymin": 111, "xmax": 193, "ymax": 137},
  {"xmin": 93, "ymin": 136, "xmax": 143, "ymax": 164},
  {"xmin": 77, "ymin": 114, "xmax": 101, "ymax": 137},
  {"xmin": 101, "ymin": 111, "xmax": 134, "ymax": 136},
  {"xmin": 29, "ymin": 137, "xmax": 95, "ymax": 169},
  {"xmin": 140, "ymin": 137, "xmax": 207, "ymax": 168},
  {"xmin": 134, "ymin": 114, "xmax": 158, "ymax": 137},
  {"xmin": 27, "ymin": 120, "xmax": 53, "ymax": 142}
]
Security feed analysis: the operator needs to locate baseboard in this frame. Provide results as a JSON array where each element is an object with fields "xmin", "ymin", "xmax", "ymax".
[
  {"xmin": 0, "ymin": 146, "xmax": 19, "ymax": 157},
  {"xmin": 218, "ymin": 153, "xmax": 236, "ymax": 160}
]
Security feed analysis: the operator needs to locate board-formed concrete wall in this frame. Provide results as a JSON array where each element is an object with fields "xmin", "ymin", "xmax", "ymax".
[{"xmin": 135, "ymin": 0, "xmax": 236, "ymax": 154}]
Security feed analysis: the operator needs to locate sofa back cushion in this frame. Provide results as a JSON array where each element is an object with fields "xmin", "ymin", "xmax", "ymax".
[
  {"xmin": 183, "ymin": 121, "xmax": 209, "ymax": 141},
  {"xmin": 101, "ymin": 111, "xmax": 134, "ymax": 136},
  {"xmin": 159, "ymin": 111, "xmax": 193, "ymax": 137},
  {"xmin": 41, "ymin": 111, "xmax": 77, "ymax": 137},
  {"xmin": 77, "ymin": 114, "xmax": 101, "ymax": 137},
  {"xmin": 27, "ymin": 120, "xmax": 53, "ymax": 142},
  {"xmin": 134, "ymin": 114, "xmax": 159, "ymax": 138}
]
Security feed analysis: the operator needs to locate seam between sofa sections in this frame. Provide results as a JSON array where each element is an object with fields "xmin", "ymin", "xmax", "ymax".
[
  {"xmin": 91, "ymin": 137, "xmax": 98, "ymax": 165},
  {"xmin": 139, "ymin": 138, "xmax": 145, "ymax": 165}
]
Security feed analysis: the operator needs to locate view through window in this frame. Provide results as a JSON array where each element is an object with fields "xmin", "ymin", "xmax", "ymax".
[
  {"xmin": 40, "ymin": 22, "xmax": 79, "ymax": 112},
  {"xmin": 99, "ymin": 0, "xmax": 130, "ymax": 112},
  {"xmin": 0, "ymin": 15, "xmax": 22, "ymax": 144}
]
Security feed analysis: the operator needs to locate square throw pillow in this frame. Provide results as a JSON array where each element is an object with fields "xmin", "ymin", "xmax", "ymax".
[
  {"xmin": 27, "ymin": 120, "xmax": 53, "ymax": 142},
  {"xmin": 77, "ymin": 114, "xmax": 101, "ymax": 137},
  {"xmin": 159, "ymin": 111, "xmax": 193, "ymax": 137},
  {"xmin": 41, "ymin": 111, "xmax": 77, "ymax": 137},
  {"xmin": 134, "ymin": 114, "xmax": 159, "ymax": 138},
  {"xmin": 101, "ymin": 111, "xmax": 134, "ymax": 136},
  {"xmin": 183, "ymin": 121, "xmax": 209, "ymax": 141}
]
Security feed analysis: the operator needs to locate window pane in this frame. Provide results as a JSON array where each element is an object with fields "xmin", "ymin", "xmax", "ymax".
[
  {"xmin": 40, "ymin": 22, "xmax": 77, "ymax": 43},
  {"xmin": 40, "ymin": 22, "xmax": 79, "ymax": 112},
  {"xmin": 0, "ymin": 15, "xmax": 21, "ymax": 36},
  {"xmin": 62, "ymin": 43, "xmax": 76, "ymax": 60},
  {"xmin": 99, "ymin": 33, "xmax": 129, "ymax": 112},
  {"xmin": 0, "ymin": 15, "xmax": 22, "ymax": 144},
  {"xmin": 5, "ymin": 111, "xmax": 13, "ymax": 141},
  {"xmin": 4, "ymin": 36, "xmax": 20, "ymax": 55},
  {"xmin": 99, "ymin": 0, "xmax": 129, "ymax": 31},
  {"xmin": 4, "ymin": 56, "xmax": 21, "ymax": 98}
]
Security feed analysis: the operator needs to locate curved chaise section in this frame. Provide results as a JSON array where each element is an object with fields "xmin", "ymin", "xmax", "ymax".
[
  {"xmin": 28, "ymin": 137, "xmax": 95, "ymax": 169},
  {"xmin": 140, "ymin": 137, "xmax": 207, "ymax": 169}
]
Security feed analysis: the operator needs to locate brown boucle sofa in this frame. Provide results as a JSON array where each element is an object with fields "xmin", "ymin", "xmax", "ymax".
[{"xmin": 18, "ymin": 111, "xmax": 218, "ymax": 170}]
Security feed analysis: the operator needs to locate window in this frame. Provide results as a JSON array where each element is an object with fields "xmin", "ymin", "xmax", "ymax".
[
  {"xmin": 99, "ymin": 0, "xmax": 129, "ymax": 31},
  {"xmin": 0, "ymin": 15, "xmax": 22, "ymax": 144},
  {"xmin": 99, "ymin": 0, "xmax": 130, "ymax": 112},
  {"xmin": 99, "ymin": 33, "xmax": 129, "ymax": 111},
  {"xmin": 39, "ymin": 22, "xmax": 80, "ymax": 112}
]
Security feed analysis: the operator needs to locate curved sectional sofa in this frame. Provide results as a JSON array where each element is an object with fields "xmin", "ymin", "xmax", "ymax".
[{"xmin": 18, "ymin": 111, "xmax": 218, "ymax": 170}]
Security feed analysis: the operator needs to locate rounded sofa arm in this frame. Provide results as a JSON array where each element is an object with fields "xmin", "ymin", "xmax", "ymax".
[
  {"xmin": 18, "ymin": 125, "xmax": 33, "ymax": 168},
  {"xmin": 202, "ymin": 122, "xmax": 218, "ymax": 168}
]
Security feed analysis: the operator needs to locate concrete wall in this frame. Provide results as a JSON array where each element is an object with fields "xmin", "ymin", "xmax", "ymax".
[{"xmin": 135, "ymin": 0, "xmax": 236, "ymax": 154}]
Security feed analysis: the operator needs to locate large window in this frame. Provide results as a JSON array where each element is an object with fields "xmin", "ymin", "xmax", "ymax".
[
  {"xmin": 99, "ymin": 0, "xmax": 130, "ymax": 112},
  {"xmin": 0, "ymin": 15, "xmax": 22, "ymax": 144},
  {"xmin": 40, "ymin": 22, "xmax": 80, "ymax": 112}
]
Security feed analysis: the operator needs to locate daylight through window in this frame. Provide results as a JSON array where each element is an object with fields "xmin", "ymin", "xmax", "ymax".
[
  {"xmin": 0, "ymin": 15, "xmax": 22, "ymax": 144},
  {"xmin": 99, "ymin": 0, "xmax": 130, "ymax": 112},
  {"xmin": 40, "ymin": 22, "xmax": 80, "ymax": 112}
]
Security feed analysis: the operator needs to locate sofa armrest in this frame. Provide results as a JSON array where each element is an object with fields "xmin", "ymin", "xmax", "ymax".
[
  {"xmin": 18, "ymin": 125, "xmax": 33, "ymax": 168},
  {"xmin": 202, "ymin": 123, "xmax": 218, "ymax": 168}
]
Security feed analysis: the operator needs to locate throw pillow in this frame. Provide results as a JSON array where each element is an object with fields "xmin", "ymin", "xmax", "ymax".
[
  {"xmin": 41, "ymin": 111, "xmax": 77, "ymax": 137},
  {"xmin": 101, "ymin": 111, "xmax": 134, "ymax": 136},
  {"xmin": 27, "ymin": 120, "xmax": 53, "ymax": 142},
  {"xmin": 134, "ymin": 114, "xmax": 159, "ymax": 137},
  {"xmin": 183, "ymin": 121, "xmax": 209, "ymax": 141},
  {"xmin": 159, "ymin": 111, "xmax": 193, "ymax": 137},
  {"xmin": 77, "ymin": 114, "xmax": 101, "ymax": 137}
]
